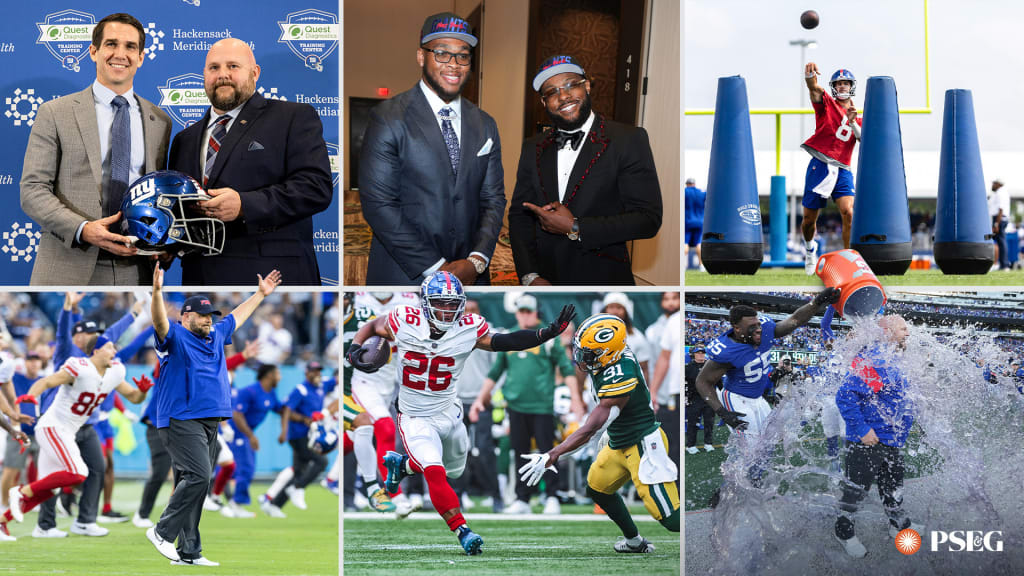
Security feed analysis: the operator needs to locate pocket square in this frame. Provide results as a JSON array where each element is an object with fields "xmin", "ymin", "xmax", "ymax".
[
  {"xmin": 476, "ymin": 138, "xmax": 493, "ymax": 156},
  {"xmin": 248, "ymin": 140, "xmax": 265, "ymax": 151}
]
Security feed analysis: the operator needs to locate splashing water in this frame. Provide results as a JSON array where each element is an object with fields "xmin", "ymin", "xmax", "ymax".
[{"xmin": 707, "ymin": 316, "xmax": 1024, "ymax": 575}]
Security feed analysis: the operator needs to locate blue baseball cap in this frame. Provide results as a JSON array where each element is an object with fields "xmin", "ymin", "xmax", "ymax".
[
  {"xmin": 420, "ymin": 12, "xmax": 477, "ymax": 47},
  {"xmin": 533, "ymin": 55, "xmax": 586, "ymax": 92},
  {"xmin": 182, "ymin": 295, "xmax": 221, "ymax": 316}
]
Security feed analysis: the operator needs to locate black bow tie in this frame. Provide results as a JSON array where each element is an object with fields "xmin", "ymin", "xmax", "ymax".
[{"xmin": 554, "ymin": 130, "xmax": 585, "ymax": 151}]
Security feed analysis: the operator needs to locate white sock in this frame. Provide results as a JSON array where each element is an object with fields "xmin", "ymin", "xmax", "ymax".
[
  {"xmin": 327, "ymin": 458, "xmax": 341, "ymax": 483},
  {"xmin": 353, "ymin": 426, "xmax": 378, "ymax": 485},
  {"xmin": 405, "ymin": 458, "xmax": 416, "ymax": 476},
  {"xmin": 266, "ymin": 466, "xmax": 294, "ymax": 499},
  {"xmin": 804, "ymin": 238, "xmax": 816, "ymax": 251},
  {"xmin": 365, "ymin": 482, "xmax": 381, "ymax": 498}
]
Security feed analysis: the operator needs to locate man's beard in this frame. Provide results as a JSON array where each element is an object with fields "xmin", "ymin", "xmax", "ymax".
[
  {"xmin": 547, "ymin": 92, "xmax": 592, "ymax": 131},
  {"xmin": 422, "ymin": 62, "xmax": 465, "ymax": 103},
  {"xmin": 208, "ymin": 77, "xmax": 254, "ymax": 111}
]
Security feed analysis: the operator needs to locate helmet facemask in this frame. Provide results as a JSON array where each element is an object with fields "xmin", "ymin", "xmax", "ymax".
[{"xmin": 423, "ymin": 295, "xmax": 465, "ymax": 332}]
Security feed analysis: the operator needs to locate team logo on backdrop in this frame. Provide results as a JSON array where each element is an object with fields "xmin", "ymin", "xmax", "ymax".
[
  {"xmin": 2, "ymin": 222, "xmax": 41, "ymax": 263},
  {"xmin": 257, "ymin": 86, "xmax": 287, "ymax": 101},
  {"xmin": 158, "ymin": 73, "xmax": 209, "ymax": 128},
  {"xmin": 278, "ymin": 9, "xmax": 339, "ymax": 72},
  {"xmin": 144, "ymin": 22, "xmax": 165, "ymax": 61},
  {"xmin": 37, "ymin": 10, "xmax": 97, "ymax": 72},
  {"xmin": 326, "ymin": 143, "xmax": 339, "ymax": 187},
  {"xmin": 737, "ymin": 203, "xmax": 762, "ymax": 225},
  {"xmin": 181, "ymin": 0, "xmax": 201, "ymax": 6},
  {"xmin": 5, "ymin": 88, "xmax": 44, "ymax": 127}
]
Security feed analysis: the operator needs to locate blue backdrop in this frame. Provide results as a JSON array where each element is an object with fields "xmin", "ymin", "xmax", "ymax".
[{"xmin": 0, "ymin": 0, "xmax": 339, "ymax": 285}]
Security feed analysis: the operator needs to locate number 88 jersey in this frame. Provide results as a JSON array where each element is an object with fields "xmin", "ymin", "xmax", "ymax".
[
  {"xmin": 37, "ymin": 357, "xmax": 126, "ymax": 432},
  {"xmin": 387, "ymin": 305, "xmax": 490, "ymax": 417},
  {"xmin": 706, "ymin": 318, "xmax": 777, "ymax": 398}
]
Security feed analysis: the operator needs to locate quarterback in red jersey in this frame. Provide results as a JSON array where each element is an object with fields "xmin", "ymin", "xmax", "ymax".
[{"xmin": 801, "ymin": 62, "xmax": 862, "ymax": 274}]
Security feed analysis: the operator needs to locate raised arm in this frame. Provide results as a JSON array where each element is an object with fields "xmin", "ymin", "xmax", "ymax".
[
  {"xmin": 805, "ymin": 62, "xmax": 824, "ymax": 103},
  {"xmin": 115, "ymin": 376, "xmax": 150, "ymax": 404},
  {"xmin": 475, "ymin": 305, "xmax": 575, "ymax": 352},
  {"xmin": 151, "ymin": 265, "xmax": 170, "ymax": 341},
  {"xmin": 229, "ymin": 270, "xmax": 282, "ymax": 330},
  {"xmin": 775, "ymin": 287, "xmax": 840, "ymax": 338}
]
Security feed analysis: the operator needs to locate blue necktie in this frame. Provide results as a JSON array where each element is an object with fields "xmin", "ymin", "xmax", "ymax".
[
  {"xmin": 204, "ymin": 115, "xmax": 232, "ymax": 188},
  {"xmin": 107, "ymin": 95, "xmax": 130, "ymax": 217},
  {"xmin": 440, "ymin": 107, "xmax": 460, "ymax": 177}
]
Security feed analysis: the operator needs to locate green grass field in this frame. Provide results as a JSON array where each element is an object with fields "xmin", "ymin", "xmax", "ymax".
[
  {"xmin": 344, "ymin": 504, "xmax": 679, "ymax": 576},
  {"xmin": 1, "ymin": 480, "xmax": 338, "ymax": 576},
  {"xmin": 686, "ymin": 268, "xmax": 1022, "ymax": 286}
]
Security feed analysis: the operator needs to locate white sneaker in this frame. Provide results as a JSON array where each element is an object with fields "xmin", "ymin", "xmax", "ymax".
[
  {"xmin": 704, "ymin": 444, "xmax": 715, "ymax": 452},
  {"xmin": 480, "ymin": 496, "xmax": 494, "ymax": 508},
  {"xmin": 461, "ymin": 493, "xmax": 476, "ymax": 509},
  {"xmin": 227, "ymin": 502, "xmax": 255, "ymax": 518},
  {"xmin": 0, "ymin": 524, "xmax": 15, "ymax": 541},
  {"xmin": 285, "ymin": 486, "xmax": 307, "ymax": 510},
  {"xmin": 147, "ymin": 526, "xmax": 180, "ymax": 561},
  {"xmin": 503, "ymin": 500, "xmax": 532, "ymax": 515},
  {"xmin": 171, "ymin": 556, "xmax": 219, "ymax": 566},
  {"xmin": 7, "ymin": 488, "xmax": 23, "ymax": 523},
  {"xmin": 835, "ymin": 533, "xmax": 867, "ymax": 558},
  {"xmin": 686, "ymin": 446, "xmax": 699, "ymax": 455},
  {"xmin": 804, "ymin": 241, "xmax": 819, "ymax": 275},
  {"xmin": 70, "ymin": 522, "xmax": 108, "ymax": 537},
  {"xmin": 32, "ymin": 526, "xmax": 68, "ymax": 538},
  {"xmin": 132, "ymin": 512, "xmax": 154, "ymax": 528},
  {"xmin": 261, "ymin": 501, "xmax": 287, "ymax": 519},
  {"xmin": 889, "ymin": 522, "xmax": 924, "ymax": 539},
  {"xmin": 543, "ymin": 496, "xmax": 561, "ymax": 515},
  {"xmin": 203, "ymin": 495, "xmax": 223, "ymax": 512},
  {"xmin": 394, "ymin": 493, "xmax": 423, "ymax": 520},
  {"xmin": 409, "ymin": 493, "xmax": 424, "ymax": 511}
]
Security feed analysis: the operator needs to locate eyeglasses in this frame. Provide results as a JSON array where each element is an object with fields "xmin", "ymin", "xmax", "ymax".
[
  {"xmin": 421, "ymin": 47, "xmax": 472, "ymax": 66},
  {"xmin": 541, "ymin": 78, "xmax": 587, "ymax": 102}
]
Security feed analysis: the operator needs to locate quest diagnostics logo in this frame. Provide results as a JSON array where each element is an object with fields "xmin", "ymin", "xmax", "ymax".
[
  {"xmin": 158, "ymin": 73, "xmax": 209, "ymax": 128},
  {"xmin": 278, "ymin": 9, "xmax": 339, "ymax": 72},
  {"xmin": 37, "ymin": 9, "xmax": 96, "ymax": 72}
]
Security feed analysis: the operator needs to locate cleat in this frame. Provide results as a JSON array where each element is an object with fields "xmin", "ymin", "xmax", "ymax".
[
  {"xmin": 614, "ymin": 536, "xmax": 655, "ymax": 553},
  {"xmin": 99, "ymin": 510, "xmax": 130, "ymax": 523},
  {"xmin": 0, "ymin": 523, "xmax": 15, "ymax": 541},
  {"xmin": 132, "ymin": 512, "xmax": 154, "ymax": 528},
  {"xmin": 804, "ymin": 241, "xmax": 818, "ymax": 275},
  {"xmin": 285, "ymin": 487, "xmax": 307, "ymax": 510},
  {"xmin": 704, "ymin": 444, "xmax": 715, "ymax": 452},
  {"xmin": 503, "ymin": 500, "xmax": 531, "ymax": 514},
  {"xmin": 321, "ymin": 478, "xmax": 340, "ymax": 495},
  {"xmin": 32, "ymin": 526, "xmax": 68, "ymax": 538},
  {"xmin": 543, "ymin": 496, "xmax": 561, "ymax": 515},
  {"xmin": 203, "ymin": 495, "xmax": 224, "ymax": 512},
  {"xmin": 457, "ymin": 526, "xmax": 483, "ymax": 556},
  {"xmin": 171, "ymin": 556, "xmax": 220, "ymax": 566},
  {"xmin": 147, "ymin": 526, "xmax": 180, "ymax": 561},
  {"xmin": 461, "ymin": 493, "xmax": 475, "ymax": 509},
  {"xmin": 369, "ymin": 488, "xmax": 396, "ymax": 513},
  {"xmin": 71, "ymin": 522, "xmax": 108, "ymax": 537},
  {"xmin": 7, "ymin": 488, "xmax": 24, "ymax": 523},
  {"xmin": 383, "ymin": 451, "xmax": 410, "ymax": 494},
  {"xmin": 686, "ymin": 446, "xmax": 699, "ymax": 455},
  {"xmin": 394, "ymin": 494, "xmax": 423, "ymax": 520},
  {"xmin": 835, "ymin": 532, "xmax": 867, "ymax": 558},
  {"xmin": 226, "ymin": 502, "xmax": 255, "ymax": 518}
]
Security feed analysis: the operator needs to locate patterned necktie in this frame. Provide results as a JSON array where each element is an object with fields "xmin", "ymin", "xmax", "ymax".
[
  {"xmin": 439, "ymin": 107, "xmax": 460, "ymax": 177},
  {"xmin": 204, "ymin": 114, "xmax": 232, "ymax": 188},
  {"xmin": 107, "ymin": 95, "xmax": 131, "ymax": 217}
]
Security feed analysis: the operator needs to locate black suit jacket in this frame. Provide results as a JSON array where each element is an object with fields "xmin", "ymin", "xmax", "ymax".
[
  {"xmin": 508, "ymin": 115, "xmax": 662, "ymax": 285},
  {"xmin": 359, "ymin": 85, "xmax": 505, "ymax": 285},
  {"xmin": 168, "ymin": 92, "xmax": 333, "ymax": 285}
]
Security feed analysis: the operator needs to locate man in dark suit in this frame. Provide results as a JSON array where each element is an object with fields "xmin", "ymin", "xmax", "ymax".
[
  {"xmin": 359, "ymin": 12, "xmax": 505, "ymax": 286},
  {"xmin": 508, "ymin": 56, "xmax": 663, "ymax": 286},
  {"xmin": 169, "ymin": 38, "xmax": 332, "ymax": 286}
]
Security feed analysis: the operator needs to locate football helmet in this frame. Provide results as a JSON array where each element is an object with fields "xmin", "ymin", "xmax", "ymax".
[
  {"xmin": 343, "ymin": 293, "xmax": 354, "ymax": 324},
  {"xmin": 120, "ymin": 170, "xmax": 225, "ymax": 256},
  {"xmin": 572, "ymin": 313, "xmax": 629, "ymax": 373},
  {"xmin": 829, "ymin": 69, "xmax": 856, "ymax": 100},
  {"xmin": 420, "ymin": 271, "xmax": 465, "ymax": 332},
  {"xmin": 308, "ymin": 420, "xmax": 338, "ymax": 455}
]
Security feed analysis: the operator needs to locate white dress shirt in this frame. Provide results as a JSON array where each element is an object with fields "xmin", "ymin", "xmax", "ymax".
[
  {"xmin": 556, "ymin": 111, "xmax": 595, "ymax": 202},
  {"xmin": 199, "ymin": 104, "xmax": 244, "ymax": 181}
]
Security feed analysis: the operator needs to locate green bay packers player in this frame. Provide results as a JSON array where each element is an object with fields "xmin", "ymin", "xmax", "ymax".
[
  {"xmin": 342, "ymin": 293, "xmax": 394, "ymax": 513},
  {"xmin": 519, "ymin": 314, "xmax": 680, "ymax": 553}
]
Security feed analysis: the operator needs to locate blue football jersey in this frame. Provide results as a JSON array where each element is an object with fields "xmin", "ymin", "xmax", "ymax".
[{"xmin": 706, "ymin": 318, "xmax": 777, "ymax": 398}]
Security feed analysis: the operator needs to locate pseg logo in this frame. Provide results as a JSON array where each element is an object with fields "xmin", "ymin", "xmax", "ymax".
[{"xmin": 895, "ymin": 529, "xmax": 1004, "ymax": 555}]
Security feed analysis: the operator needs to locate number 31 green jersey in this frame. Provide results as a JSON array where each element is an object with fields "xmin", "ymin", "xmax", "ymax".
[{"xmin": 590, "ymin": 349, "xmax": 661, "ymax": 449}]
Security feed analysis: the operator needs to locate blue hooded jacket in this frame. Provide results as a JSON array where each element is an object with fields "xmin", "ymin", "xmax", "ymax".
[{"xmin": 836, "ymin": 346, "xmax": 914, "ymax": 447}]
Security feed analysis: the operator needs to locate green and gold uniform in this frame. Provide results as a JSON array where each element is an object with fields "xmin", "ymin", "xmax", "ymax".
[{"xmin": 342, "ymin": 305, "xmax": 375, "ymax": 430}]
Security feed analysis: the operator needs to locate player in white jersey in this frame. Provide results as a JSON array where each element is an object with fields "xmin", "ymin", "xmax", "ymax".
[
  {"xmin": 348, "ymin": 272, "xmax": 575, "ymax": 556},
  {"xmin": 1, "ymin": 338, "xmax": 151, "ymax": 537}
]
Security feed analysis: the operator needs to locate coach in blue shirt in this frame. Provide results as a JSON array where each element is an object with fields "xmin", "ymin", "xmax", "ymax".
[
  {"xmin": 228, "ymin": 364, "xmax": 282, "ymax": 510},
  {"xmin": 266, "ymin": 362, "xmax": 326, "ymax": 514},
  {"xmin": 145, "ymin": 265, "xmax": 281, "ymax": 566}
]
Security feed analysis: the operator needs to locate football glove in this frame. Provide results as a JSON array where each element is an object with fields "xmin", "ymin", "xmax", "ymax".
[
  {"xmin": 715, "ymin": 406, "xmax": 748, "ymax": 431},
  {"xmin": 812, "ymin": 287, "xmax": 841, "ymax": 308},
  {"xmin": 345, "ymin": 343, "xmax": 381, "ymax": 374},
  {"xmin": 518, "ymin": 453, "xmax": 557, "ymax": 487},
  {"xmin": 537, "ymin": 304, "xmax": 577, "ymax": 342},
  {"xmin": 133, "ymin": 375, "xmax": 154, "ymax": 393}
]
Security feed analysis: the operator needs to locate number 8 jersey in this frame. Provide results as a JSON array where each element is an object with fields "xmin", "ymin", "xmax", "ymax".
[
  {"xmin": 388, "ymin": 305, "xmax": 490, "ymax": 417},
  {"xmin": 37, "ymin": 357, "xmax": 127, "ymax": 432},
  {"xmin": 706, "ymin": 318, "xmax": 777, "ymax": 399}
]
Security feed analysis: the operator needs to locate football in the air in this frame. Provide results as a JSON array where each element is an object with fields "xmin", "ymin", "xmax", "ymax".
[
  {"xmin": 800, "ymin": 10, "xmax": 819, "ymax": 29},
  {"xmin": 359, "ymin": 335, "xmax": 391, "ymax": 371}
]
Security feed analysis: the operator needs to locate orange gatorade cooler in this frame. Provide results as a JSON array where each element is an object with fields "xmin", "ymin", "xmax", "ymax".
[{"xmin": 815, "ymin": 249, "xmax": 887, "ymax": 317}]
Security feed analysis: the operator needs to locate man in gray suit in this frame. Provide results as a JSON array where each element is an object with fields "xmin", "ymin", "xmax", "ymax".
[
  {"xmin": 359, "ymin": 12, "xmax": 505, "ymax": 286},
  {"xmin": 20, "ymin": 13, "xmax": 171, "ymax": 286}
]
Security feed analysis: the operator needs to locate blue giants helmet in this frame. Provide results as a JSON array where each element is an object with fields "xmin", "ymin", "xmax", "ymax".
[
  {"xmin": 308, "ymin": 420, "xmax": 338, "ymax": 454},
  {"xmin": 120, "ymin": 171, "xmax": 225, "ymax": 256},
  {"xmin": 829, "ymin": 69, "xmax": 856, "ymax": 100},
  {"xmin": 420, "ymin": 271, "xmax": 466, "ymax": 332}
]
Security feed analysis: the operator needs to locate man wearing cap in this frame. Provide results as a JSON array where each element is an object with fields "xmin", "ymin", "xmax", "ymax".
[
  {"xmin": 262, "ymin": 361, "xmax": 327, "ymax": 516},
  {"xmin": 684, "ymin": 347, "xmax": 714, "ymax": 455},
  {"xmin": 508, "ymin": 55, "xmax": 663, "ymax": 286},
  {"xmin": 145, "ymin": 265, "xmax": 281, "ymax": 566},
  {"xmin": 684, "ymin": 178, "xmax": 706, "ymax": 270},
  {"xmin": 469, "ymin": 294, "xmax": 581, "ymax": 515},
  {"xmin": 988, "ymin": 179, "xmax": 1010, "ymax": 270},
  {"xmin": 359, "ymin": 12, "xmax": 505, "ymax": 286}
]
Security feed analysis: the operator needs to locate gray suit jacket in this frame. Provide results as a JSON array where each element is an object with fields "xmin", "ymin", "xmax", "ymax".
[
  {"xmin": 359, "ymin": 85, "xmax": 505, "ymax": 285},
  {"xmin": 20, "ymin": 85, "xmax": 171, "ymax": 285}
]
